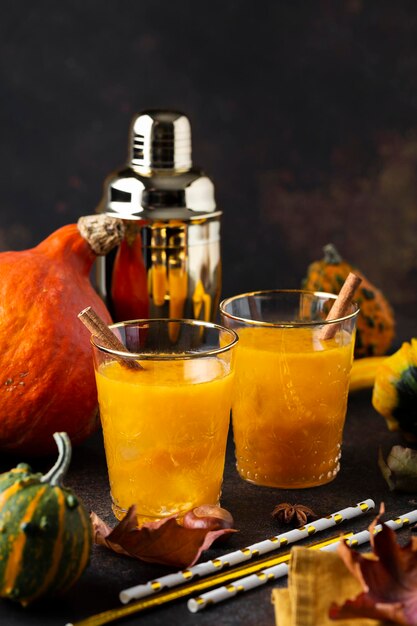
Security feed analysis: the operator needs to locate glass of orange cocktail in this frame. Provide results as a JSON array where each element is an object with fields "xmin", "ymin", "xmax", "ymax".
[
  {"xmin": 91, "ymin": 319, "xmax": 238, "ymax": 522},
  {"xmin": 220, "ymin": 290, "xmax": 359, "ymax": 489}
]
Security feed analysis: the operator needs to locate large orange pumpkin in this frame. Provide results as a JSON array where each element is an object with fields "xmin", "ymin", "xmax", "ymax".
[{"xmin": 0, "ymin": 215, "xmax": 124, "ymax": 456}]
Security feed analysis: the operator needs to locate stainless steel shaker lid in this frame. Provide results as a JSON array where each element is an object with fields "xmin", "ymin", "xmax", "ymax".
[
  {"xmin": 131, "ymin": 110, "xmax": 192, "ymax": 172},
  {"xmin": 97, "ymin": 110, "xmax": 219, "ymax": 221}
]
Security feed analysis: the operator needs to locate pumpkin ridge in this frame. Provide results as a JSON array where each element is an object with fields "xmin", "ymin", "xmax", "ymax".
[
  {"xmin": 55, "ymin": 493, "xmax": 91, "ymax": 594},
  {"xmin": 74, "ymin": 506, "xmax": 92, "ymax": 585},
  {"xmin": 35, "ymin": 224, "xmax": 94, "ymax": 275},
  {"xmin": 0, "ymin": 481, "xmax": 39, "ymax": 592},
  {"xmin": 8, "ymin": 487, "xmax": 60, "ymax": 603},
  {"xmin": 0, "ymin": 480, "xmax": 25, "ymax": 509},
  {"xmin": 59, "ymin": 504, "xmax": 91, "ymax": 594},
  {"xmin": 2, "ymin": 486, "xmax": 47, "ymax": 595},
  {"xmin": 21, "ymin": 488, "xmax": 66, "ymax": 604},
  {"xmin": 0, "ymin": 468, "xmax": 31, "ymax": 494}
]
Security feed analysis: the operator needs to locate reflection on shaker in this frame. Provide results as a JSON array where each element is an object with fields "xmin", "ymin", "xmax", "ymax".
[
  {"xmin": 111, "ymin": 225, "xmax": 149, "ymax": 321},
  {"xmin": 168, "ymin": 257, "xmax": 188, "ymax": 341},
  {"xmin": 169, "ymin": 266, "xmax": 188, "ymax": 319},
  {"xmin": 151, "ymin": 263, "xmax": 167, "ymax": 307},
  {"xmin": 151, "ymin": 226, "xmax": 168, "ymax": 307},
  {"xmin": 193, "ymin": 279, "xmax": 211, "ymax": 322}
]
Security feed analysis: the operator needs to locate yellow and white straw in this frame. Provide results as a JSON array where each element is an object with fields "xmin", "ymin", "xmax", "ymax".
[
  {"xmin": 119, "ymin": 498, "xmax": 374, "ymax": 604},
  {"xmin": 187, "ymin": 508, "xmax": 417, "ymax": 613}
]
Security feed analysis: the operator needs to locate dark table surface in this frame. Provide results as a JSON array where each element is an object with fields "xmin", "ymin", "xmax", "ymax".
[{"xmin": 0, "ymin": 389, "xmax": 415, "ymax": 626}]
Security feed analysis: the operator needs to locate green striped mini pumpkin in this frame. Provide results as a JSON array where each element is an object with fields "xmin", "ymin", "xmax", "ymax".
[{"xmin": 0, "ymin": 432, "xmax": 92, "ymax": 605}]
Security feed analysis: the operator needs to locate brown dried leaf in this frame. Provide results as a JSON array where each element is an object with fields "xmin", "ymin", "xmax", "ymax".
[
  {"xmin": 329, "ymin": 510, "xmax": 417, "ymax": 625},
  {"xmin": 91, "ymin": 506, "xmax": 237, "ymax": 568}
]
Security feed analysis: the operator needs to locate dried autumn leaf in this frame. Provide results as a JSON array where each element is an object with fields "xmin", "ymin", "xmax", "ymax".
[
  {"xmin": 379, "ymin": 446, "xmax": 417, "ymax": 493},
  {"xmin": 91, "ymin": 506, "xmax": 236, "ymax": 568},
  {"xmin": 329, "ymin": 513, "xmax": 417, "ymax": 625}
]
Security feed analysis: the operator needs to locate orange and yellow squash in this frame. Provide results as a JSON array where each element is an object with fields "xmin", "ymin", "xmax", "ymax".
[{"xmin": 303, "ymin": 243, "xmax": 395, "ymax": 358}]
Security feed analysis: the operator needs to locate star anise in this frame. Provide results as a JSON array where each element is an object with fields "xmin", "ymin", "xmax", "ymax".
[{"xmin": 271, "ymin": 502, "xmax": 317, "ymax": 527}]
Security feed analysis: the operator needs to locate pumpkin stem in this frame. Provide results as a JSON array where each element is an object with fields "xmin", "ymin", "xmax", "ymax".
[
  {"xmin": 40, "ymin": 432, "xmax": 72, "ymax": 487},
  {"xmin": 77, "ymin": 215, "xmax": 125, "ymax": 256},
  {"xmin": 323, "ymin": 243, "xmax": 343, "ymax": 265}
]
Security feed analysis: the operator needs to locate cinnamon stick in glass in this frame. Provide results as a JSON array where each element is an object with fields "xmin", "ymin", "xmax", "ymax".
[
  {"xmin": 319, "ymin": 272, "xmax": 362, "ymax": 341},
  {"xmin": 78, "ymin": 306, "xmax": 143, "ymax": 370}
]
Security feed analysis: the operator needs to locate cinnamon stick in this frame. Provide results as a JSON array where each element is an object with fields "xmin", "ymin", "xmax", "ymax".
[
  {"xmin": 319, "ymin": 272, "xmax": 362, "ymax": 341},
  {"xmin": 78, "ymin": 307, "xmax": 143, "ymax": 370}
]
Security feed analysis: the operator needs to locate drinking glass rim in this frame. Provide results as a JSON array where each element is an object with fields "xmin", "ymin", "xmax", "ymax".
[
  {"xmin": 220, "ymin": 289, "xmax": 360, "ymax": 328},
  {"xmin": 90, "ymin": 317, "xmax": 239, "ymax": 360}
]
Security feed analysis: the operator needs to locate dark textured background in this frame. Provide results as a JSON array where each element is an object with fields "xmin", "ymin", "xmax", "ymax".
[
  {"xmin": 1, "ymin": 6, "xmax": 417, "ymax": 623},
  {"xmin": 1, "ymin": 0, "xmax": 416, "ymax": 314}
]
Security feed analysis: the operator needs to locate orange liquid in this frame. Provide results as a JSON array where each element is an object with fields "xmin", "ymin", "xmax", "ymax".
[
  {"xmin": 95, "ymin": 358, "xmax": 233, "ymax": 521},
  {"xmin": 232, "ymin": 327, "xmax": 354, "ymax": 488}
]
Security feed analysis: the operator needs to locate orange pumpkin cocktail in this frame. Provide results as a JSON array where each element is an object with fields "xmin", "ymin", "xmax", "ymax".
[
  {"xmin": 91, "ymin": 319, "xmax": 238, "ymax": 522},
  {"xmin": 220, "ymin": 290, "xmax": 359, "ymax": 489}
]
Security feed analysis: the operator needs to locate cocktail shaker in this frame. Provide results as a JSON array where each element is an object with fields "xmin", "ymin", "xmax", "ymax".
[{"xmin": 95, "ymin": 110, "xmax": 221, "ymax": 323}]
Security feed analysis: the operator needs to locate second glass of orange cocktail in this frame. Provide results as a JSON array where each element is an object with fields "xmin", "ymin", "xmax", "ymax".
[
  {"xmin": 220, "ymin": 290, "xmax": 359, "ymax": 489},
  {"xmin": 91, "ymin": 319, "xmax": 238, "ymax": 522}
]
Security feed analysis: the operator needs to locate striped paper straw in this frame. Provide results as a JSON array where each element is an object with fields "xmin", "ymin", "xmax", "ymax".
[
  {"xmin": 119, "ymin": 498, "xmax": 374, "ymax": 604},
  {"xmin": 65, "ymin": 533, "xmax": 352, "ymax": 626},
  {"xmin": 187, "ymin": 508, "xmax": 417, "ymax": 613}
]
